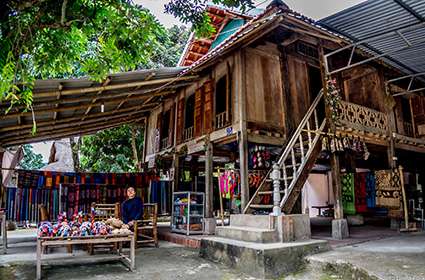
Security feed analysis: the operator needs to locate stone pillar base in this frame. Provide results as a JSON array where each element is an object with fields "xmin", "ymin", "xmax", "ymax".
[
  {"xmin": 203, "ymin": 218, "xmax": 216, "ymax": 235},
  {"xmin": 332, "ymin": 219, "xmax": 349, "ymax": 240}
]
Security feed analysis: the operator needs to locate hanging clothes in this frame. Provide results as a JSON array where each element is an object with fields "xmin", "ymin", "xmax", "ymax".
[
  {"xmin": 341, "ymin": 173, "xmax": 356, "ymax": 215},
  {"xmin": 355, "ymin": 173, "xmax": 368, "ymax": 213},
  {"xmin": 365, "ymin": 172, "xmax": 376, "ymax": 208},
  {"xmin": 219, "ymin": 171, "xmax": 239, "ymax": 199},
  {"xmin": 375, "ymin": 169, "xmax": 401, "ymax": 209}
]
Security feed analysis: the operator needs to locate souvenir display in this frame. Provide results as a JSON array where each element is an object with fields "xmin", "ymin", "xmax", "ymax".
[{"xmin": 341, "ymin": 173, "xmax": 356, "ymax": 215}]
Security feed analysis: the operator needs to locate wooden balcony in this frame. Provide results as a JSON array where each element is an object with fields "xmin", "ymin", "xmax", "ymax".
[
  {"xmin": 161, "ymin": 137, "xmax": 169, "ymax": 150},
  {"xmin": 183, "ymin": 126, "xmax": 194, "ymax": 142},
  {"xmin": 337, "ymin": 101, "xmax": 389, "ymax": 135},
  {"xmin": 215, "ymin": 111, "xmax": 228, "ymax": 129}
]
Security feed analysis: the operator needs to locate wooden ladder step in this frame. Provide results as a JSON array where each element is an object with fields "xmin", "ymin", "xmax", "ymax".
[
  {"xmin": 258, "ymin": 191, "xmax": 285, "ymax": 195},
  {"xmin": 265, "ymin": 177, "xmax": 293, "ymax": 182},
  {"xmin": 250, "ymin": 204, "xmax": 273, "ymax": 209}
]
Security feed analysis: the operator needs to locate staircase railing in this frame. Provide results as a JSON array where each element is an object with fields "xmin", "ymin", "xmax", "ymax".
[{"xmin": 243, "ymin": 90, "xmax": 326, "ymax": 214}]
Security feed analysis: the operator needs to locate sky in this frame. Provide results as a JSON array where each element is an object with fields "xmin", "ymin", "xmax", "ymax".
[{"xmin": 32, "ymin": 0, "xmax": 365, "ymax": 161}]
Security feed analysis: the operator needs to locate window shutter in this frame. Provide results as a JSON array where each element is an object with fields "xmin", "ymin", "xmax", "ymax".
[
  {"xmin": 168, "ymin": 104, "xmax": 175, "ymax": 147},
  {"xmin": 155, "ymin": 112, "xmax": 162, "ymax": 152},
  {"xmin": 203, "ymin": 80, "xmax": 214, "ymax": 133},
  {"xmin": 176, "ymin": 99, "xmax": 185, "ymax": 144},
  {"xmin": 194, "ymin": 88, "xmax": 203, "ymax": 137}
]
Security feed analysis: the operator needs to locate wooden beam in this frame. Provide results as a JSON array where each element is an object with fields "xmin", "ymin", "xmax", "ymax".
[
  {"xmin": 115, "ymin": 72, "xmax": 156, "ymax": 111},
  {"xmin": 2, "ymin": 94, "xmax": 163, "ymax": 119},
  {"xmin": 32, "ymin": 76, "xmax": 197, "ymax": 99},
  {"xmin": 2, "ymin": 116, "xmax": 145, "ymax": 147},
  {"xmin": 0, "ymin": 110, "xmax": 148, "ymax": 139},
  {"xmin": 82, "ymin": 77, "xmax": 111, "ymax": 120},
  {"xmin": 0, "ymin": 103, "xmax": 156, "ymax": 133}
]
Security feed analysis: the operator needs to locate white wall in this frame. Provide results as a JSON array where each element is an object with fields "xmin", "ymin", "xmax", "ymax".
[{"xmin": 302, "ymin": 172, "xmax": 335, "ymax": 217}]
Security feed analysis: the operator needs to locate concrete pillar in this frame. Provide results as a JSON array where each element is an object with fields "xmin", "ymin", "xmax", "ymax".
[
  {"xmin": 205, "ymin": 142, "xmax": 214, "ymax": 218},
  {"xmin": 204, "ymin": 141, "xmax": 215, "ymax": 234}
]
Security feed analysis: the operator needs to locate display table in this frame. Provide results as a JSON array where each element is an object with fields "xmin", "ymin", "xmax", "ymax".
[
  {"xmin": 36, "ymin": 234, "xmax": 135, "ymax": 280},
  {"xmin": 312, "ymin": 204, "xmax": 334, "ymax": 217},
  {"xmin": 0, "ymin": 210, "xmax": 6, "ymax": 254}
]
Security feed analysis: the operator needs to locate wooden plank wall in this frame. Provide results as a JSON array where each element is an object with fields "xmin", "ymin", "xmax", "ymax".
[
  {"xmin": 341, "ymin": 65, "xmax": 386, "ymax": 112},
  {"xmin": 245, "ymin": 44, "xmax": 285, "ymax": 130}
]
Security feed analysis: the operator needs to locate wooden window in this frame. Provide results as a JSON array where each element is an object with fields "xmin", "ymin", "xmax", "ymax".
[
  {"xmin": 296, "ymin": 41, "xmax": 319, "ymax": 60},
  {"xmin": 214, "ymin": 74, "xmax": 231, "ymax": 129},
  {"xmin": 160, "ymin": 110, "xmax": 171, "ymax": 149},
  {"xmin": 183, "ymin": 94, "xmax": 195, "ymax": 141}
]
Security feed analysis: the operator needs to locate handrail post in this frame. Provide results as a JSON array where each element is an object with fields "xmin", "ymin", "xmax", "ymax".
[{"xmin": 270, "ymin": 163, "xmax": 282, "ymax": 216}]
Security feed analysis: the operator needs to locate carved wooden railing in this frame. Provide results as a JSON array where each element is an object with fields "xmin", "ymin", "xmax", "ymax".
[
  {"xmin": 215, "ymin": 111, "xmax": 227, "ymax": 129},
  {"xmin": 183, "ymin": 126, "xmax": 194, "ymax": 142},
  {"xmin": 337, "ymin": 101, "xmax": 389, "ymax": 135}
]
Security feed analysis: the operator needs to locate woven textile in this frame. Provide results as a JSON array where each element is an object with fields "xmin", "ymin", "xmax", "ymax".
[
  {"xmin": 355, "ymin": 173, "xmax": 367, "ymax": 213},
  {"xmin": 342, "ymin": 173, "xmax": 356, "ymax": 215},
  {"xmin": 365, "ymin": 172, "xmax": 376, "ymax": 208},
  {"xmin": 375, "ymin": 169, "xmax": 401, "ymax": 209}
]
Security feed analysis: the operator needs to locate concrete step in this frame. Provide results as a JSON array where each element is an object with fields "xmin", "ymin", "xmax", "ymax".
[
  {"xmin": 200, "ymin": 236, "xmax": 330, "ymax": 279},
  {"xmin": 215, "ymin": 226, "xmax": 279, "ymax": 243},
  {"xmin": 229, "ymin": 214, "xmax": 271, "ymax": 229}
]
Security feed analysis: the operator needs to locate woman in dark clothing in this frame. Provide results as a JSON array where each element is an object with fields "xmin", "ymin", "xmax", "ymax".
[{"xmin": 122, "ymin": 187, "xmax": 143, "ymax": 226}]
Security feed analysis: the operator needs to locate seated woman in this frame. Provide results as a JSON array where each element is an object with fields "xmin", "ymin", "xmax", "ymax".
[{"xmin": 121, "ymin": 187, "xmax": 143, "ymax": 226}]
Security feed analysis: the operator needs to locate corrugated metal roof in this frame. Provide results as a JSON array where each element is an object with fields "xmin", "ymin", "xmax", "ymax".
[
  {"xmin": 0, "ymin": 67, "xmax": 198, "ymax": 147},
  {"xmin": 319, "ymin": 0, "xmax": 425, "ymax": 74}
]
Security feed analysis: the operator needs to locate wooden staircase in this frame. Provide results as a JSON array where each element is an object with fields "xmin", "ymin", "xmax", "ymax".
[{"xmin": 244, "ymin": 91, "xmax": 326, "ymax": 214}]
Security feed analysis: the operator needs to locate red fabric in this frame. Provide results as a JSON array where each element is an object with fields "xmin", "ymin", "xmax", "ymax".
[{"xmin": 355, "ymin": 173, "xmax": 368, "ymax": 213}]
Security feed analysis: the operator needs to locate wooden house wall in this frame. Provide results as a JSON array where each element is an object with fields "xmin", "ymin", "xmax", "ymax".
[
  {"xmin": 245, "ymin": 44, "xmax": 285, "ymax": 131},
  {"xmin": 341, "ymin": 65, "xmax": 386, "ymax": 112},
  {"xmin": 285, "ymin": 54, "xmax": 312, "ymax": 129},
  {"xmin": 145, "ymin": 107, "xmax": 161, "ymax": 160}
]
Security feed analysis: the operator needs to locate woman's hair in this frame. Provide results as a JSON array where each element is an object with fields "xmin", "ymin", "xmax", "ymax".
[{"xmin": 127, "ymin": 186, "xmax": 135, "ymax": 191}]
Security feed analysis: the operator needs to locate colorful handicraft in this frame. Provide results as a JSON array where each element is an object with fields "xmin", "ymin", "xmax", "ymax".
[
  {"xmin": 219, "ymin": 171, "xmax": 239, "ymax": 199},
  {"xmin": 37, "ymin": 221, "xmax": 53, "ymax": 237},
  {"xmin": 341, "ymin": 173, "xmax": 356, "ymax": 215},
  {"xmin": 365, "ymin": 172, "xmax": 376, "ymax": 208},
  {"xmin": 355, "ymin": 173, "xmax": 367, "ymax": 213},
  {"xmin": 375, "ymin": 169, "xmax": 401, "ymax": 209}
]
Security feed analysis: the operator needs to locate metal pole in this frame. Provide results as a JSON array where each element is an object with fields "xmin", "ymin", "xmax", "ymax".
[{"xmin": 270, "ymin": 163, "xmax": 282, "ymax": 216}]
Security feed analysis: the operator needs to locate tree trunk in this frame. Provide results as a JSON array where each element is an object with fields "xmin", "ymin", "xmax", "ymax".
[
  {"xmin": 131, "ymin": 126, "xmax": 141, "ymax": 172},
  {"xmin": 69, "ymin": 136, "xmax": 81, "ymax": 172}
]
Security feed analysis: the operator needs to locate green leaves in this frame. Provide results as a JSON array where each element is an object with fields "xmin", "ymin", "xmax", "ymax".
[
  {"xmin": 19, "ymin": 144, "xmax": 45, "ymax": 170},
  {"xmin": 79, "ymin": 125, "xmax": 143, "ymax": 172}
]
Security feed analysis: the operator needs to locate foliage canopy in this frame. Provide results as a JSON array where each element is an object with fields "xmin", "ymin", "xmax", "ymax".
[{"xmin": 19, "ymin": 144, "xmax": 45, "ymax": 170}]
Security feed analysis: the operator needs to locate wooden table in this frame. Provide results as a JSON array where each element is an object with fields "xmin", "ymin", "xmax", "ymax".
[
  {"xmin": 0, "ymin": 210, "xmax": 6, "ymax": 254},
  {"xmin": 36, "ymin": 234, "xmax": 135, "ymax": 280},
  {"xmin": 312, "ymin": 205, "xmax": 334, "ymax": 217}
]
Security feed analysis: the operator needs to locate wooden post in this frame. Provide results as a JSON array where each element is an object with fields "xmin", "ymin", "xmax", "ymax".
[
  {"xmin": 409, "ymin": 97, "xmax": 416, "ymax": 138},
  {"xmin": 131, "ymin": 125, "xmax": 141, "ymax": 172},
  {"xmin": 205, "ymin": 141, "xmax": 214, "ymax": 218},
  {"xmin": 237, "ymin": 50, "xmax": 249, "ymax": 211},
  {"xmin": 36, "ymin": 239, "xmax": 42, "ymax": 280},
  {"xmin": 319, "ymin": 45, "xmax": 344, "ymax": 220},
  {"xmin": 141, "ymin": 117, "xmax": 148, "ymax": 171},
  {"xmin": 217, "ymin": 167, "xmax": 225, "ymax": 226},
  {"xmin": 399, "ymin": 166, "xmax": 409, "ymax": 230}
]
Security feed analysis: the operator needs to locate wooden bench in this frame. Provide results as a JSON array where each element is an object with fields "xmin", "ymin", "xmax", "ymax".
[
  {"xmin": 36, "ymin": 234, "xmax": 135, "ymax": 280},
  {"xmin": 134, "ymin": 203, "xmax": 158, "ymax": 247},
  {"xmin": 91, "ymin": 202, "xmax": 121, "ymax": 220}
]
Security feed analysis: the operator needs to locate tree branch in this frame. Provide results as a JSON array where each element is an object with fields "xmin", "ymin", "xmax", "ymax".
[{"xmin": 61, "ymin": 0, "xmax": 68, "ymax": 25}]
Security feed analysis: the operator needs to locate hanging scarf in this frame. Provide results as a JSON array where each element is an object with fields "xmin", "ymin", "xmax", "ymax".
[
  {"xmin": 375, "ymin": 169, "xmax": 401, "ymax": 209},
  {"xmin": 355, "ymin": 173, "xmax": 367, "ymax": 213},
  {"xmin": 365, "ymin": 172, "xmax": 376, "ymax": 208},
  {"xmin": 341, "ymin": 173, "xmax": 356, "ymax": 215}
]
